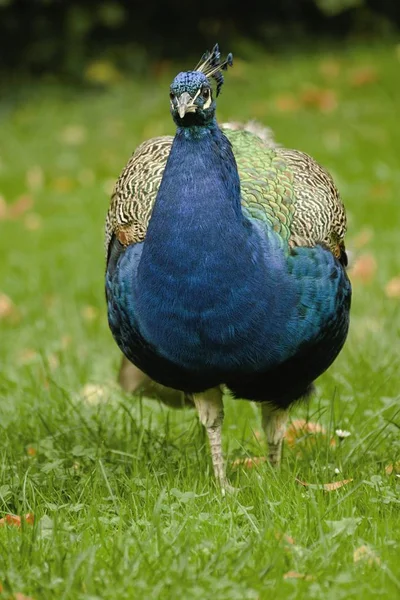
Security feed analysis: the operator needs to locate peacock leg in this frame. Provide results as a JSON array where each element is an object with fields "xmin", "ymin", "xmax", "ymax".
[
  {"xmin": 193, "ymin": 387, "xmax": 234, "ymax": 493},
  {"xmin": 261, "ymin": 403, "xmax": 288, "ymax": 468}
]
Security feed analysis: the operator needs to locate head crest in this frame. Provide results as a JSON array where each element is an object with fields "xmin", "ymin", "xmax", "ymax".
[{"xmin": 194, "ymin": 43, "xmax": 233, "ymax": 96}]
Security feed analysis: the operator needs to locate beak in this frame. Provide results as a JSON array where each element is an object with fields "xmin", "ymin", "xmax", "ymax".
[{"xmin": 176, "ymin": 92, "xmax": 195, "ymax": 118}]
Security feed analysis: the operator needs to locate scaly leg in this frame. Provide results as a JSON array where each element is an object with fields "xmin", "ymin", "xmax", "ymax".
[
  {"xmin": 193, "ymin": 387, "xmax": 234, "ymax": 493},
  {"xmin": 261, "ymin": 403, "xmax": 288, "ymax": 468}
]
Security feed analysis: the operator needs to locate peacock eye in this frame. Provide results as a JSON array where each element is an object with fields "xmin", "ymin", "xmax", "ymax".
[
  {"xmin": 202, "ymin": 87, "xmax": 210, "ymax": 100},
  {"xmin": 169, "ymin": 92, "xmax": 175, "ymax": 101}
]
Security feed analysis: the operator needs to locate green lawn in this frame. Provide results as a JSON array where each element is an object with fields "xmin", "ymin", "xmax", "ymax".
[{"xmin": 0, "ymin": 41, "xmax": 399, "ymax": 599}]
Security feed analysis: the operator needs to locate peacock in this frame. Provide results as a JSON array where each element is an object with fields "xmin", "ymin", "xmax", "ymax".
[{"xmin": 105, "ymin": 44, "xmax": 351, "ymax": 491}]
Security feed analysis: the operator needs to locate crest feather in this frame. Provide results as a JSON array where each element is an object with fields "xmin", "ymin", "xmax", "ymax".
[{"xmin": 194, "ymin": 43, "xmax": 233, "ymax": 96}]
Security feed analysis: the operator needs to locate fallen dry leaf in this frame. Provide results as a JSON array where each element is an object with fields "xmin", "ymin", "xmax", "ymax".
[
  {"xmin": 60, "ymin": 335, "xmax": 72, "ymax": 349},
  {"xmin": 369, "ymin": 183, "xmax": 390, "ymax": 199},
  {"xmin": 275, "ymin": 531, "xmax": 295, "ymax": 545},
  {"xmin": 0, "ymin": 194, "xmax": 7, "ymax": 220},
  {"xmin": 300, "ymin": 87, "xmax": 338, "ymax": 112},
  {"xmin": 231, "ymin": 456, "xmax": 266, "ymax": 469},
  {"xmin": 296, "ymin": 478, "xmax": 353, "ymax": 491},
  {"xmin": 81, "ymin": 383, "xmax": 106, "ymax": 405},
  {"xmin": 26, "ymin": 165, "xmax": 44, "ymax": 191},
  {"xmin": 24, "ymin": 213, "xmax": 42, "ymax": 231},
  {"xmin": 0, "ymin": 293, "xmax": 17, "ymax": 320},
  {"xmin": 319, "ymin": 59, "xmax": 341, "ymax": 79},
  {"xmin": 0, "ymin": 513, "xmax": 34, "ymax": 527},
  {"xmin": 385, "ymin": 461, "xmax": 400, "ymax": 475},
  {"xmin": 78, "ymin": 169, "xmax": 95, "ymax": 186},
  {"xmin": 253, "ymin": 429, "xmax": 263, "ymax": 441},
  {"xmin": 283, "ymin": 571, "xmax": 314, "ymax": 581},
  {"xmin": 52, "ymin": 176, "xmax": 75, "ymax": 193},
  {"xmin": 274, "ymin": 94, "xmax": 300, "ymax": 113},
  {"xmin": 353, "ymin": 545, "xmax": 381, "ymax": 566},
  {"xmin": 17, "ymin": 348, "xmax": 38, "ymax": 365},
  {"xmin": 348, "ymin": 66, "xmax": 378, "ymax": 88},
  {"xmin": 47, "ymin": 353, "xmax": 59, "ymax": 371},
  {"xmin": 14, "ymin": 593, "xmax": 35, "ymax": 600},
  {"xmin": 322, "ymin": 479, "xmax": 353, "ymax": 491},
  {"xmin": 285, "ymin": 419, "xmax": 335, "ymax": 450},
  {"xmin": 385, "ymin": 277, "xmax": 400, "ymax": 299},
  {"xmin": 8, "ymin": 195, "xmax": 34, "ymax": 219},
  {"xmin": 60, "ymin": 125, "xmax": 87, "ymax": 146},
  {"xmin": 350, "ymin": 253, "xmax": 377, "ymax": 283},
  {"xmin": 81, "ymin": 305, "xmax": 99, "ymax": 322},
  {"xmin": 352, "ymin": 227, "xmax": 374, "ymax": 249}
]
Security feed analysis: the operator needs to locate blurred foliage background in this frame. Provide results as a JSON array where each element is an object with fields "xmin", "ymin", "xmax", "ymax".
[{"xmin": 0, "ymin": 0, "xmax": 399, "ymax": 80}]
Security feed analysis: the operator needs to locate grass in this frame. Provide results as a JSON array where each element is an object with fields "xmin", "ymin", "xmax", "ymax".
[{"xmin": 0, "ymin": 40, "xmax": 399, "ymax": 599}]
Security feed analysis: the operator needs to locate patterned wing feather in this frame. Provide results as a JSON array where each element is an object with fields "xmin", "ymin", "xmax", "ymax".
[{"xmin": 105, "ymin": 123, "xmax": 347, "ymax": 259}]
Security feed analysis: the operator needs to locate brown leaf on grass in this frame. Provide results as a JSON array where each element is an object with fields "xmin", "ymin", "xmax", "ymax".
[
  {"xmin": 60, "ymin": 335, "xmax": 72, "ymax": 350},
  {"xmin": 0, "ymin": 293, "xmax": 15, "ymax": 318},
  {"xmin": 350, "ymin": 253, "xmax": 377, "ymax": 283},
  {"xmin": 385, "ymin": 460, "xmax": 400, "ymax": 475},
  {"xmin": 60, "ymin": 125, "xmax": 87, "ymax": 146},
  {"xmin": 352, "ymin": 227, "xmax": 374, "ymax": 249},
  {"xmin": 26, "ymin": 165, "xmax": 44, "ymax": 191},
  {"xmin": 385, "ymin": 277, "xmax": 400, "ymax": 299},
  {"xmin": 14, "ymin": 593, "xmax": 35, "ymax": 600},
  {"xmin": 51, "ymin": 176, "xmax": 75, "ymax": 193},
  {"xmin": 27, "ymin": 446, "xmax": 37, "ymax": 457},
  {"xmin": 81, "ymin": 383, "xmax": 106, "ymax": 405},
  {"xmin": 253, "ymin": 429, "xmax": 263, "ymax": 441},
  {"xmin": 0, "ymin": 293, "xmax": 19, "ymax": 323},
  {"xmin": 0, "ymin": 513, "xmax": 34, "ymax": 527},
  {"xmin": 322, "ymin": 479, "xmax": 353, "ymax": 491},
  {"xmin": 0, "ymin": 194, "xmax": 7, "ymax": 220},
  {"xmin": 81, "ymin": 305, "xmax": 99, "ymax": 322},
  {"xmin": 275, "ymin": 531, "xmax": 296, "ymax": 545},
  {"xmin": 8, "ymin": 195, "xmax": 34, "ymax": 219},
  {"xmin": 24, "ymin": 213, "xmax": 42, "ymax": 231},
  {"xmin": 296, "ymin": 478, "xmax": 353, "ymax": 491},
  {"xmin": 283, "ymin": 571, "xmax": 315, "ymax": 581},
  {"xmin": 285, "ymin": 419, "xmax": 336, "ymax": 449},
  {"xmin": 47, "ymin": 353, "xmax": 59, "ymax": 371},
  {"xmin": 17, "ymin": 348, "xmax": 38, "ymax": 365},
  {"xmin": 353, "ymin": 545, "xmax": 381, "ymax": 566},
  {"xmin": 274, "ymin": 94, "xmax": 300, "ymax": 113},
  {"xmin": 348, "ymin": 66, "xmax": 378, "ymax": 88},
  {"xmin": 319, "ymin": 59, "xmax": 341, "ymax": 79},
  {"xmin": 369, "ymin": 183, "xmax": 390, "ymax": 199},
  {"xmin": 300, "ymin": 87, "xmax": 338, "ymax": 112},
  {"xmin": 231, "ymin": 456, "xmax": 266, "ymax": 469}
]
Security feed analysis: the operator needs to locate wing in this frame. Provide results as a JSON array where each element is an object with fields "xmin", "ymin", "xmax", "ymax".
[{"xmin": 105, "ymin": 122, "xmax": 347, "ymax": 261}]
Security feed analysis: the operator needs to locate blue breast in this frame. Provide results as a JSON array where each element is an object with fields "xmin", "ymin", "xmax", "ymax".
[{"xmin": 106, "ymin": 124, "xmax": 351, "ymax": 406}]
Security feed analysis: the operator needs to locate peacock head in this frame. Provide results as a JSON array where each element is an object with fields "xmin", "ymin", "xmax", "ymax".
[{"xmin": 169, "ymin": 44, "xmax": 233, "ymax": 127}]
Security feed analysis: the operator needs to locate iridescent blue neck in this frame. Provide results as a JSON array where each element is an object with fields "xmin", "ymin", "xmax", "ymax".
[
  {"xmin": 142, "ymin": 120, "xmax": 244, "ymax": 255},
  {"xmin": 176, "ymin": 118, "xmax": 219, "ymax": 140}
]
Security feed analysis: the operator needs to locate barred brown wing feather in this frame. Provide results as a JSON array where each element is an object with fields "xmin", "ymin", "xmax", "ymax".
[
  {"xmin": 105, "ymin": 126, "xmax": 347, "ymax": 261},
  {"xmin": 105, "ymin": 135, "xmax": 173, "ymax": 255}
]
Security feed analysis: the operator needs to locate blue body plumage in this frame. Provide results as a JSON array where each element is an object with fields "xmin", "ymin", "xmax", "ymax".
[{"xmin": 106, "ymin": 120, "xmax": 350, "ymax": 408}]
